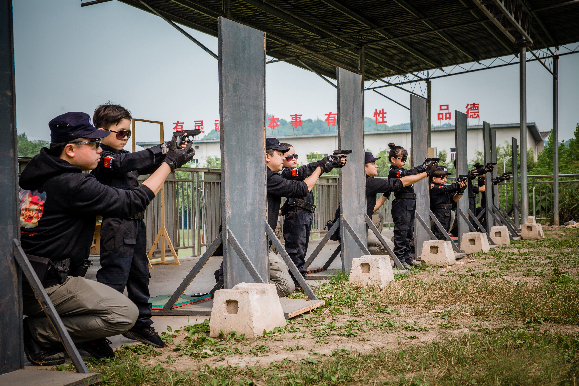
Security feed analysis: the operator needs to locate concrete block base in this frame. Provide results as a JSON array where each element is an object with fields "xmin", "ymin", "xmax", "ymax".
[
  {"xmin": 349, "ymin": 255, "xmax": 394, "ymax": 287},
  {"xmin": 460, "ymin": 232, "xmax": 491, "ymax": 254},
  {"xmin": 420, "ymin": 240, "xmax": 455, "ymax": 266},
  {"xmin": 209, "ymin": 283, "xmax": 286, "ymax": 338},
  {"xmin": 490, "ymin": 226, "xmax": 510, "ymax": 246},
  {"xmin": 521, "ymin": 222, "xmax": 544, "ymax": 239}
]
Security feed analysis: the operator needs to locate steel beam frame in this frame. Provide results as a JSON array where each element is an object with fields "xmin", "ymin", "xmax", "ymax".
[
  {"xmin": 455, "ymin": 111, "xmax": 469, "ymax": 246},
  {"xmin": 218, "ymin": 17, "xmax": 269, "ymax": 288},
  {"xmin": 483, "ymin": 121, "xmax": 494, "ymax": 231},
  {"xmin": 0, "ymin": 0, "xmax": 22, "ymax": 373},
  {"xmin": 512, "ymin": 137, "xmax": 519, "ymax": 229},
  {"xmin": 520, "ymin": 47, "xmax": 529, "ymax": 223},
  {"xmin": 410, "ymin": 95, "xmax": 429, "ymax": 258},
  {"xmin": 337, "ymin": 67, "xmax": 366, "ymax": 273},
  {"xmin": 553, "ymin": 55, "xmax": 559, "ymax": 225}
]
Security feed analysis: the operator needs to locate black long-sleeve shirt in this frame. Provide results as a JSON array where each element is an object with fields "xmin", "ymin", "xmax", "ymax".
[
  {"xmin": 366, "ymin": 176, "xmax": 404, "ymax": 217},
  {"xmin": 429, "ymin": 182, "xmax": 462, "ymax": 209},
  {"xmin": 19, "ymin": 148, "xmax": 155, "ymax": 266},
  {"xmin": 280, "ymin": 162, "xmax": 319, "ymax": 224},
  {"xmin": 267, "ymin": 168, "xmax": 309, "ymax": 230},
  {"xmin": 388, "ymin": 165, "xmax": 425, "ymax": 196}
]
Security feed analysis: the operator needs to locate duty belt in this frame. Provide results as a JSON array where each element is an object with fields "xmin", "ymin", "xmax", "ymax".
[
  {"xmin": 435, "ymin": 204, "xmax": 453, "ymax": 210},
  {"xmin": 288, "ymin": 198, "xmax": 316, "ymax": 213},
  {"xmin": 394, "ymin": 193, "xmax": 416, "ymax": 200},
  {"xmin": 129, "ymin": 212, "xmax": 145, "ymax": 220}
]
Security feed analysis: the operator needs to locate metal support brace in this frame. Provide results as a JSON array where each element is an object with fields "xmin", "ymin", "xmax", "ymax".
[
  {"xmin": 226, "ymin": 229, "xmax": 265, "ymax": 284},
  {"xmin": 265, "ymin": 222, "xmax": 318, "ymax": 300},
  {"xmin": 492, "ymin": 205, "xmax": 519, "ymax": 238},
  {"xmin": 12, "ymin": 240, "xmax": 88, "ymax": 374},
  {"xmin": 457, "ymin": 208, "xmax": 477, "ymax": 232},
  {"xmin": 365, "ymin": 214, "xmax": 404, "ymax": 270},
  {"xmin": 322, "ymin": 245, "xmax": 341, "ymax": 270},
  {"xmin": 415, "ymin": 213, "xmax": 437, "ymax": 241},
  {"xmin": 158, "ymin": 233, "xmax": 222, "ymax": 313},
  {"xmin": 468, "ymin": 210, "xmax": 497, "ymax": 245},
  {"xmin": 304, "ymin": 218, "xmax": 340, "ymax": 270},
  {"xmin": 428, "ymin": 209, "xmax": 461, "ymax": 253},
  {"xmin": 341, "ymin": 218, "xmax": 370, "ymax": 255},
  {"xmin": 497, "ymin": 205, "xmax": 518, "ymax": 232}
]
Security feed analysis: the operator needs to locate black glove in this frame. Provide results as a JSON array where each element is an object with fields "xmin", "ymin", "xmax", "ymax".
[
  {"xmin": 415, "ymin": 164, "xmax": 427, "ymax": 173},
  {"xmin": 164, "ymin": 142, "xmax": 195, "ymax": 171},
  {"xmin": 317, "ymin": 157, "xmax": 333, "ymax": 173}
]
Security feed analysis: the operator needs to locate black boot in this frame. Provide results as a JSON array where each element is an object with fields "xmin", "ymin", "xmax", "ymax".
[{"xmin": 23, "ymin": 319, "xmax": 66, "ymax": 366}]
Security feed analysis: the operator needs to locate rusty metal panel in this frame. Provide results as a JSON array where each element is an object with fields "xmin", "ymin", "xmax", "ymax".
[
  {"xmin": 337, "ymin": 68, "xmax": 365, "ymax": 273},
  {"xmin": 218, "ymin": 17, "xmax": 268, "ymax": 287},
  {"xmin": 454, "ymin": 111, "xmax": 469, "ymax": 246},
  {"xmin": 0, "ymin": 0, "xmax": 23, "ymax": 374},
  {"xmin": 410, "ymin": 95, "xmax": 429, "ymax": 258},
  {"xmin": 483, "ymin": 121, "xmax": 494, "ymax": 230}
]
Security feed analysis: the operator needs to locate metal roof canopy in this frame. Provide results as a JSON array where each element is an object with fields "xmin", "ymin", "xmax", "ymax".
[{"xmin": 107, "ymin": 0, "xmax": 579, "ymax": 85}]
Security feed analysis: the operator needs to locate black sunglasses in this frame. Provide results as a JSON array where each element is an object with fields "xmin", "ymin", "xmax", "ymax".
[
  {"xmin": 69, "ymin": 139, "xmax": 102, "ymax": 149},
  {"xmin": 284, "ymin": 154, "xmax": 298, "ymax": 161},
  {"xmin": 107, "ymin": 129, "xmax": 132, "ymax": 140}
]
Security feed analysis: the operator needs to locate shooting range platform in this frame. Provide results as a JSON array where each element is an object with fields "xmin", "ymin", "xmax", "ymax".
[{"xmin": 0, "ymin": 368, "xmax": 100, "ymax": 386}]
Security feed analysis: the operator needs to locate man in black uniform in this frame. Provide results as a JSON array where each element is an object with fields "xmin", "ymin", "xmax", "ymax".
[
  {"xmin": 279, "ymin": 143, "xmax": 319, "ymax": 282},
  {"xmin": 429, "ymin": 166, "xmax": 467, "ymax": 240},
  {"xmin": 19, "ymin": 112, "xmax": 193, "ymax": 365},
  {"xmin": 90, "ymin": 103, "xmax": 190, "ymax": 348}
]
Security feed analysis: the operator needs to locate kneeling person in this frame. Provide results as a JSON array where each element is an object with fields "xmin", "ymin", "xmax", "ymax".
[{"xmin": 19, "ymin": 112, "xmax": 193, "ymax": 365}]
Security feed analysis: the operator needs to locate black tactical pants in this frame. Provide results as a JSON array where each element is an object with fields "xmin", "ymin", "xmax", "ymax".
[
  {"xmin": 97, "ymin": 218, "xmax": 152, "ymax": 329},
  {"xmin": 391, "ymin": 198, "xmax": 415, "ymax": 263},
  {"xmin": 282, "ymin": 210, "xmax": 311, "ymax": 281},
  {"xmin": 432, "ymin": 208, "xmax": 451, "ymax": 240}
]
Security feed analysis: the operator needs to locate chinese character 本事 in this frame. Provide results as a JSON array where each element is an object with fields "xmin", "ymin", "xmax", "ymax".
[
  {"xmin": 325, "ymin": 112, "xmax": 337, "ymax": 127},
  {"xmin": 290, "ymin": 114, "xmax": 303, "ymax": 129},
  {"xmin": 173, "ymin": 121, "xmax": 184, "ymax": 131},
  {"xmin": 466, "ymin": 103, "xmax": 480, "ymax": 119},
  {"xmin": 373, "ymin": 108, "xmax": 387, "ymax": 124},
  {"xmin": 194, "ymin": 120, "xmax": 204, "ymax": 133},
  {"xmin": 268, "ymin": 116, "xmax": 280, "ymax": 130}
]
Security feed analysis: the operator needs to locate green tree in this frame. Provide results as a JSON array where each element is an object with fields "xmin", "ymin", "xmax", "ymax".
[
  {"xmin": 17, "ymin": 133, "xmax": 48, "ymax": 157},
  {"xmin": 204, "ymin": 156, "xmax": 221, "ymax": 169}
]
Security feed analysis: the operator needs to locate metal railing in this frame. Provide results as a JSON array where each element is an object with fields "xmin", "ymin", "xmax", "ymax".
[{"xmin": 141, "ymin": 170, "xmax": 579, "ymax": 257}]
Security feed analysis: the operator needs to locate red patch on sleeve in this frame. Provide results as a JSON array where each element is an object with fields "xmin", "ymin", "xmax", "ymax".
[
  {"xmin": 103, "ymin": 156, "xmax": 113, "ymax": 169},
  {"xmin": 438, "ymin": 186, "xmax": 443, "ymax": 188},
  {"xmin": 396, "ymin": 170, "xmax": 401, "ymax": 177},
  {"xmin": 291, "ymin": 169, "xmax": 298, "ymax": 177}
]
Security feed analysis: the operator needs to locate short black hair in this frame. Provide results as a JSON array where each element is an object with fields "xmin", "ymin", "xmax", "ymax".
[
  {"xmin": 280, "ymin": 142, "xmax": 293, "ymax": 149},
  {"xmin": 48, "ymin": 143, "xmax": 67, "ymax": 157},
  {"xmin": 93, "ymin": 102, "xmax": 132, "ymax": 130}
]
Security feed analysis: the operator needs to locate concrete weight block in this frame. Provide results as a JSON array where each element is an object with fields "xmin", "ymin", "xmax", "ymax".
[
  {"xmin": 521, "ymin": 222, "xmax": 544, "ymax": 239},
  {"xmin": 209, "ymin": 283, "xmax": 286, "ymax": 338},
  {"xmin": 490, "ymin": 226, "xmax": 510, "ymax": 246},
  {"xmin": 420, "ymin": 240, "xmax": 455, "ymax": 266},
  {"xmin": 460, "ymin": 232, "xmax": 491, "ymax": 254},
  {"xmin": 349, "ymin": 255, "xmax": 394, "ymax": 287},
  {"xmin": 527, "ymin": 216, "xmax": 536, "ymax": 224}
]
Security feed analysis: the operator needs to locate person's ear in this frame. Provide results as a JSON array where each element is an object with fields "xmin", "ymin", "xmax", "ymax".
[
  {"xmin": 64, "ymin": 143, "xmax": 76, "ymax": 158},
  {"xmin": 265, "ymin": 153, "xmax": 271, "ymax": 163}
]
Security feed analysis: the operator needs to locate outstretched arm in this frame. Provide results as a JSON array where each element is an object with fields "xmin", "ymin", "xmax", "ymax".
[
  {"xmin": 399, "ymin": 172, "xmax": 428, "ymax": 187},
  {"xmin": 303, "ymin": 166, "xmax": 323, "ymax": 191}
]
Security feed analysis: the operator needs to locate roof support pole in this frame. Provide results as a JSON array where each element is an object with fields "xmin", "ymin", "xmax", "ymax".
[
  {"xmin": 411, "ymin": 95, "xmax": 429, "ymax": 258},
  {"xmin": 426, "ymin": 79, "xmax": 432, "ymax": 147},
  {"xmin": 337, "ymin": 68, "xmax": 365, "ymax": 273},
  {"xmin": 553, "ymin": 55, "xmax": 559, "ymax": 225},
  {"xmin": 0, "ymin": 0, "xmax": 23, "ymax": 374},
  {"xmin": 218, "ymin": 17, "xmax": 268, "ymax": 287},
  {"xmin": 519, "ymin": 47, "xmax": 529, "ymax": 223},
  {"xmin": 512, "ymin": 137, "xmax": 519, "ymax": 229}
]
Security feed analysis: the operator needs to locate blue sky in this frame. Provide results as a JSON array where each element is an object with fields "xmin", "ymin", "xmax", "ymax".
[{"xmin": 12, "ymin": 0, "xmax": 579, "ymax": 145}]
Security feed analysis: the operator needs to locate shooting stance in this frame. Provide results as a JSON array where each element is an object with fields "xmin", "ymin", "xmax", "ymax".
[
  {"xmin": 429, "ymin": 166, "xmax": 467, "ymax": 240},
  {"xmin": 19, "ymin": 112, "xmax": 194, "ymax": 365}
]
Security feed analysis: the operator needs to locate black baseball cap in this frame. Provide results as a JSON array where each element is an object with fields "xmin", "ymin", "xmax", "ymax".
[
  {"xmin": 365, "ymin": 152, "xmax": 380, "ymax": 164},
  {"xmin": 49, "ymin": 112, "xmax": 109, "ymax": 144},
  {"xmin": 433, "ymin": 166, "xmax": 451, "ymax": 178},
  {"xmin": 266, "ymin": 138, "xmax": 290, "ymax": 152}
]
